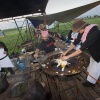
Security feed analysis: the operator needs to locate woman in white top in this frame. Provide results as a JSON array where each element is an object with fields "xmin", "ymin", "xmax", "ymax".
[{"xmin": 0, "ymin": 43, "xmax": 15, "ymax": 74}]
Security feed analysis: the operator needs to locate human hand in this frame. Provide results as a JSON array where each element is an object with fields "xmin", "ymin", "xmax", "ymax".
[
  {"xmin": 60, "ymin": 51, "xmax": 67, "ymax": 58},
  {"xmin": 61, "ymin": 56, "xmax": 70, "ymax": 61},
  {"xmin": 4, "ymin": 51, "xmax": 7, "ymax": 54},
  {"xmin": 34, "ymin": 53, "xmax": 39, "ymax": 59},
  {"xmin": 35, "ymin": 49, "xmax": 39, "ymax": 53}
]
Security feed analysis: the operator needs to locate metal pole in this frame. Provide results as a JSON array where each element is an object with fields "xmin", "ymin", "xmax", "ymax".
[
  {"xmin": 58, "ymin": 23, "xmax": 59, "ymax": 32},
  {"xmin": 26, "ymin": 19, "xmax": 32, "ymax": 40},
  {"xmin": 14, "ymin": 19, "xmax": 24, "ymax": 42},
  {"xmin": 43, "ymin": 13, "xmax": 47, "ymax": 29},
  {"xmin": 25, "ymin": 19, "xmax": 29, "ymax": 40}
]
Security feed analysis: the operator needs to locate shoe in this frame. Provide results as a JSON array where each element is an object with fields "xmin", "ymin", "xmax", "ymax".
[{"xmin": 82, "ymin": 81, "xmax": 95, "ymax": 87}]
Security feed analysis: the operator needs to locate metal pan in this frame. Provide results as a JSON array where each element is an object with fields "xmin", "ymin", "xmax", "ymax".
[{"xmin": 43, "ymin": 52, "xmax": 90, "ymax": 76}]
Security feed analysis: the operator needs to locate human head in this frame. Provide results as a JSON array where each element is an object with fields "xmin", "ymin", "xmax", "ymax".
[
  {"xmin": 72, "ymin": 19, "xmax": 87, "ymax": 34},
  {"xmin": 38, "ymin": 24, "xmax": 42, "ymax": 30},
  {"xmin": 41, "ymin": 30, "xmax": 49, "ymax": 41}
]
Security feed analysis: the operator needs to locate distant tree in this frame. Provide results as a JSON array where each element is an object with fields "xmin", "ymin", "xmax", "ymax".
[{"xmin": 94, "ymin": 15, "xmax": 99, "ymax": 18}]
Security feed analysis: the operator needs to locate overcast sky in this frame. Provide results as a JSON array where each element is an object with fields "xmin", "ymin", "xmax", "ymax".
[{"xmin": 46, "ymin": 0, "xmax": 99, "ymax": 14}]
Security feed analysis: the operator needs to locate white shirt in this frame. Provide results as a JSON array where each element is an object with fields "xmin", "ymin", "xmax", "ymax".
[
  {"xmin": 71, "ymin": 32, "xmax": 78, "ymax": 40},
  {"xmin": 0, "ymin": 48, "xmax": 6, "ymax": 59},
  {"xmin": 0, "ymin": 48, "xmax": 14, "ymax": 71}
]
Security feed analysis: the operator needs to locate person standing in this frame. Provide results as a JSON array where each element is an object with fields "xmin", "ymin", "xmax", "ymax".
[{"xmin": 61, "ymin": 19, "xmax": 100, "ymax": 87}]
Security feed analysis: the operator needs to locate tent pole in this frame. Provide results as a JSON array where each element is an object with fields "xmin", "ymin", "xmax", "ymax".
[
  {"xmin": 12, "ymin": 19, "xmax": 24, "ymax": 53},
  {"xmin": 12, "ymin": 33, "xmax": 20, "ymax": 53},
  {"xmin": 43, "ymin": 13, "xmax": 47, "ymax": 29},
  {"xmin": 58, "ymin": 23, "xmax": 59, "ymax": 32},
  {"xmin": 14, "ymin": 19, "xmax": 24, "ymax": 42},
  {"xmin": 26, "ymin": 19, "xmax": 32, "ymax": 40},
  {"xmin": 25, "ymin": 19, "xmax": 29, "ymax": 40},
  {"xmin": 22, "ymin": 19, "xmax": 29, "ymax": 41},
  {"xmin": 20, "ymin": 19, "xmax": 25, "ymax": 30}
]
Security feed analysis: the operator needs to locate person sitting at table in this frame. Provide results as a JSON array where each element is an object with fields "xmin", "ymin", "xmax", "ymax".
[
  {"xmin": 34, "ymin": 24, "xmax": 43, "ymax": 41},
  {"xmin": 34, "ymin": 30, "xmax": 57, "ymax": 58},
  {"xmin": 0, "ymin": 41, "xmax": 15, "ymax": 74}
]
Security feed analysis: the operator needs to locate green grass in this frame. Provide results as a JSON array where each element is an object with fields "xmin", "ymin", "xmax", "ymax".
[
  {"xmin": 52, "ymin": 17, "xmax": 100, "ymax": 35},
  {"xmin": 85, "ymin": 17, "xmax": 100, "ymax": 26},
  {"xmin": 1, "ymin": 28, "xmax": 35, "ymax": 54},
  {"xmin": 1, "ymin": 17, "xmax": 100, "ymax": 55}
]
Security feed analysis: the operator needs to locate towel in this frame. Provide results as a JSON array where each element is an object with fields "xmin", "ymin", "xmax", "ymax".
[{"xmin": 81, "ymin": 24, "xmax": 98, "ymax": 43}]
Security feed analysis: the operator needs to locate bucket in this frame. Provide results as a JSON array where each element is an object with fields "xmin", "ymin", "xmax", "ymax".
[{"xmin": 0, "ymin": 73, "xmax": 9, "ymax": 94}]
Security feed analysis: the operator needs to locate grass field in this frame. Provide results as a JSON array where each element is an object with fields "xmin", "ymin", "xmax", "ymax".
[
  {"xmin": 0, "ymin": 28, "xmax": 34, "ymax": 54},
  {"xmin": 51, "ymin": 17, "xmax": 100, "ymax": 35},
  {"xmin": 0, "ymin": 17, "xmax": 100, "ymax": 55}
]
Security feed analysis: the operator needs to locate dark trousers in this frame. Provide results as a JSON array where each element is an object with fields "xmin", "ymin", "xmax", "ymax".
[{"xmin": 0, "ymin": 68, "xmax": 15, "ymax": 75}]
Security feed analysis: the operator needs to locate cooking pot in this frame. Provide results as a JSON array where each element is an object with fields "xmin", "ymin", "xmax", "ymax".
[{"xmin": 0, "ymin": 73, "xmax": 9, "ymax": 94}]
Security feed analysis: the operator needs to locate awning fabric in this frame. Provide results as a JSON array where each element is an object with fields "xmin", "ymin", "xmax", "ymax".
[
  {"xmin": 27, "ymin": 1, "xmax": 100, "ymax": 25},
  {"xmin": 0, "ymin": 0, "xmax": 48, "ymax": 19},
  {"xmin": 28, "ymin": 19, "xmax": 44, "ymax": 28}
]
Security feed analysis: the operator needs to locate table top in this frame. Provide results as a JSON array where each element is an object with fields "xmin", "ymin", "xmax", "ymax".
[
  {"xmin": 20, "ymin": 51, "xmax": 34, "ymax": 58},
  {"xmin": 21, "ymin": 42, "xmax": 33, "ymax": 47}
]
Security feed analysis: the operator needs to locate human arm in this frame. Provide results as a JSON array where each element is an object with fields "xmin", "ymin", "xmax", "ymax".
[
  {"xmin": 34, "ymin": 48, "xmax": 40, "ymax": 58},
  {"xmin": 62, "ymin": 26, "xmax": 100, "ymax": 61},
  {"xmin": 60, "ymin": 33, "xmax": 82, "ymax": 57},
  {"xmin": 60, "ymin": 43, "xmax": 75, "ymax": 57},
  {"xmin": 61, "ymin": 48, "xmax": 82, "ymax": 60}
]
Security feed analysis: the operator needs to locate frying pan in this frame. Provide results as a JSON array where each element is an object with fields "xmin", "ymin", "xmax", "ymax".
[{"xmin": 43, "ymin": 52, "xmax": 90, "ymax": 76}]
